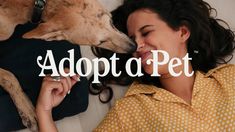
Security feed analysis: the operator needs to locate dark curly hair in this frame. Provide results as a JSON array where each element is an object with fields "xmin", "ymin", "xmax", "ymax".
[{"xmin": 89, "ymin": 0, "xmax": 235, "ymax": 103}]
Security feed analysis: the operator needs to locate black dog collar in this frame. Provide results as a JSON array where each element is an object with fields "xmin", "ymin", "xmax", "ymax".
[{"xmin": 31, "ymin": 0, "xmax": 46, "ymax": 24}]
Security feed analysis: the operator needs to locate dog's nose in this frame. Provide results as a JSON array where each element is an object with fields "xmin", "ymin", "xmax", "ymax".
[{"xmin": 127, "ymin": 41, "xmax": 137, "ymax": 53}]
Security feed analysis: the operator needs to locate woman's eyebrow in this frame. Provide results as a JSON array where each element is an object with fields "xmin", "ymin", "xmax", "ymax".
[
  {"xmin": 129, "ymin": 25, "xmax": 154, "ymax": 40},
  {"xmin": 139, "ymin": 25, "xmax": 154, "ymax": 32}
]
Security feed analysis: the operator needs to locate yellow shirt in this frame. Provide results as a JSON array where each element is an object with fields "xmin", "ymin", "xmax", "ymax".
[{"xmin": 94, "ymin": 64, "xmax": 235, "ymax": 132}]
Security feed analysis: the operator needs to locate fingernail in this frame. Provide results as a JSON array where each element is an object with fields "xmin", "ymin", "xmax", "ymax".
[
  {"xmin": 77, "ymin": 77, "xmax": 80, "ymax": 82},
  {"xmin": 64, "ymin": 95, "xmax": 66, "ymax": 98},
  {"xmin": 67, "ymin": 90, "xmax": 71, "ymax": 94}
]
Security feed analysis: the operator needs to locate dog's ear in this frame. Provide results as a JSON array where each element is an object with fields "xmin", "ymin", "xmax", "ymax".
[{"xmin": 23, "ymin": 22, "xmax": 66, "ymax": 41}]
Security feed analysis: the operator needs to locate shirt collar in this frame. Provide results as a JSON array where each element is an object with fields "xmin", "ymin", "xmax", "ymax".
[
  {"xmin": 124, "ymin": 64, "xmax": 232, "ymax": 104},
  {"xmin": 125, "ymin": 81, "xmax": 190, "ymax": 104},
  {"xmin": 125, "ymin": 82, "xmax": 157, "ymax": 97},
  {"xmin": 205, "ymin": 64, "xmax": 233, "ymax": 77},
  {"xmin": 124, "ymin": 71, "xmax": 208, "ymax": 105}
]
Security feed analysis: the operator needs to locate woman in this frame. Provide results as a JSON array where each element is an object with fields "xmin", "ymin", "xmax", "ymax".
[{"xmin": 36, "ymin": 0, "xmax": 235, "ymax": 131}]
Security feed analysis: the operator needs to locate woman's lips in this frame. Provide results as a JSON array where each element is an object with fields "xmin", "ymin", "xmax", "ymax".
[{"xmin": 140, "ymin": 51, "xmax": 152, "ymax": 63}]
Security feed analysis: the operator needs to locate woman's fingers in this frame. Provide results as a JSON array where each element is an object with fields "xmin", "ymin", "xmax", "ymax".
[
  {"xmin": 71, "ymin": 74, "xmax": 80, "ymax": 84},
  {"xmin": 63, "ymin": 68, "xmax": 80, "ymax": 93},
  {"xmin": 59, "ymin": 77, "xmax": 70, "ymax": 96},
  {"xmin": 38, "ymin": 80, "xmax": 64, "ymax": 110},
  {"xmin": 37, "ymin": 71, "xmax": 80, "ymax": 112},
  {"xmin": 42, "ymin": 80, "xmax": 63, "ymax": 94},
  {"xmin": 44, "ymin": 71, "xmax": 80, "ymax": 95},
  {"xmin": 64, "ymin": 76, "xmax": 72, "ymax": 91}
]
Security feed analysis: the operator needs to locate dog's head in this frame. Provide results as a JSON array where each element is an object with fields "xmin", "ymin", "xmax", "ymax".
[
  {"xmin": 22, "ymin": 0, "xmax": 136, "ymax": 53},
  {"xmin": 0, "ymin": 0, "xmax": 136, "ymax": 53}
]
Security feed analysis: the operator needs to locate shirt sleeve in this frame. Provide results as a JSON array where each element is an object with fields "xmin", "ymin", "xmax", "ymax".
[{"xmin": 93, "ymin": 102, "xmax": 124, "ymax": 132}]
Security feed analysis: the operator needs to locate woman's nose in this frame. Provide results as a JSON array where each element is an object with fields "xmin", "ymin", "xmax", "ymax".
[{"xmin": 135, "ymin": 38, "xmax": 145, "ymax": 51}]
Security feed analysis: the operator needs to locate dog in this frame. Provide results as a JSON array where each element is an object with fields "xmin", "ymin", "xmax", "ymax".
[
  {"xmin": 0, "ymin": 0, "xmax": 136, "ymax": 131},
  {"xmin": 0, "ymin": 0, "xmax": 136, "ymax": 53}
]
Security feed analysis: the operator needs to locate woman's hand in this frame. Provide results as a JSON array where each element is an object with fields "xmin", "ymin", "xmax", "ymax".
[
  {"xmin": 35, "ymin": 74, "xmax": 80, "ymax": 132},
  {"xmin": 36, "ymin": 74, "xmax": 80, "ymax": 112}
]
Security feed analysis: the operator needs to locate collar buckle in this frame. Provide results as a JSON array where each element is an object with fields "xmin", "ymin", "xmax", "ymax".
[{"xmin": 31, "ymin": 0, "xmax": 46, "ymax": 24}]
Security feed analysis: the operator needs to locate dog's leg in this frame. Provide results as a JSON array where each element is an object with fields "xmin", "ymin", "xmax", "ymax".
[{"xmin": 0, "ymin": 68, "xmax": 38, "ymax": 132}]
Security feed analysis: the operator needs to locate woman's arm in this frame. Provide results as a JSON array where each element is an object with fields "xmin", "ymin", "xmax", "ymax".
[
  {"xmin": 36, "ymin": 106, "xmax": 57, "ymax": 132},
  {"xmin": 36, "ymin": 75, "xmax": 79, "ymax": 132}
]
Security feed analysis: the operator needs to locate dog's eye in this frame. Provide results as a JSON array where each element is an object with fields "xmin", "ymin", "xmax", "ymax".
[
  {"xmin": 97, "ymin": 40, "xmax": 107, "ymax": 46},
  {"xmin": 97, "ymin": 12, "xmax": 105, "ymax": 18}
]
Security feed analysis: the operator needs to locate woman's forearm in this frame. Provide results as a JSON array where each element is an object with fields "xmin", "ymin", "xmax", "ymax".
[
  {"xmin": 36, "ymin": 107, "xmax": 58, "ymax": 132},
  {"xmin": 35, "ymin": 74, "xmax": 78, "ymax": 131}
]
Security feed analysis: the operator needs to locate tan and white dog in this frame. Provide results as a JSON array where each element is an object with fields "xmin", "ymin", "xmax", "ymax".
[
  {"xmin": 0, "ymin": 0, "xmax": 136, "ymax": 52},
  {"xmin": 0, "ymin": 0, "xmax": 136, "ymax": 131}
]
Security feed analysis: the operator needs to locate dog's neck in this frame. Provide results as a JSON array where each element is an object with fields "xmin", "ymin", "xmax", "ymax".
[
  {"xmin": 1, "ymin": 0, "xmax": 103, "ymax": 25},
  {"xmin": 42, "ymin": 0, "xmax": 74, "ymax": 21},
  {"xmin": 30, "ymin": 0, "xmax": 90, "ymax": 22},
  {"xmin": 42, "ymin": 0, "xmax": 89, "ymax": 20},
  {"xmin": 0, "ymin": 0, "xmax": 85, "ymax": 24}
]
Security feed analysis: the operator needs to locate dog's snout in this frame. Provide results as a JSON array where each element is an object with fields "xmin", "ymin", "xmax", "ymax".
[{"xmin": 127, "ymin": 40, "xmax": 137, "ymax": 53}]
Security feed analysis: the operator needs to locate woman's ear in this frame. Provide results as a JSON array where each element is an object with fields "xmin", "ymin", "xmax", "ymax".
[{"xmin": 179, "ymin": 25, "xmax": 190, "ymax": 43}]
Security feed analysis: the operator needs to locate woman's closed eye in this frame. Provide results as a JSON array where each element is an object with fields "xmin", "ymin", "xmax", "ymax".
[
  {"xmin": 141, "ymin": 30, "xmax": 153, "ymax": 37},
  {"xmin": 142, "ymin": 32, "xmax": 149, "ymax": 37}
]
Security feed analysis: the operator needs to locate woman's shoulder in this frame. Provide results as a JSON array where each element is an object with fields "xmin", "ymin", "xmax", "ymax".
[
  {"xmin": 205, "ymin": 64, "xmax": 235, "ymax": 77},
  {"xmin": 204, "ymin": 64, "xmax": 235, "ymax": 85}
]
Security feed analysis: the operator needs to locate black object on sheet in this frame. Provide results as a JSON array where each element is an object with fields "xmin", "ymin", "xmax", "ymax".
[{"xmin": 0, "ymin": 23, "xmax": 88, "ymax": 131}]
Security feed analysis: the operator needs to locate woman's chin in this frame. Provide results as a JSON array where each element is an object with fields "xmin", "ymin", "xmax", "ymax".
[
  {"xmin": 143, "ymin": 64, "xmax": 167, "ymax": 76},
  {"xmin": 143, "ymin": 65, "xmax": 153, "ymax": 75}
]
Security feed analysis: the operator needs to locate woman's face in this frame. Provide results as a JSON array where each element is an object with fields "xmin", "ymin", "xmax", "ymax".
[{"xmin": 127, "ymin": 9, "xmax": 190, "ymax": 75}]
